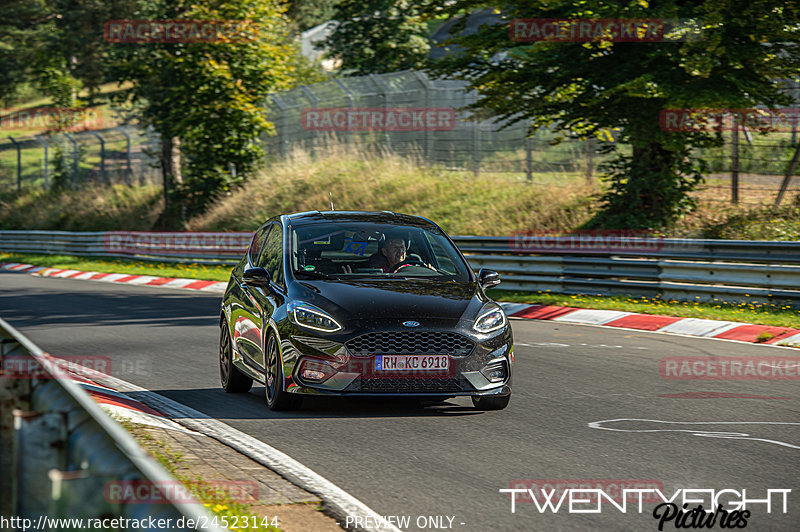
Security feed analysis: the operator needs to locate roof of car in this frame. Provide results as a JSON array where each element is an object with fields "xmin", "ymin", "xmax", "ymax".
[{"xmin": 285, "ymin": 210, "xmax": 437, "ymax": 228}]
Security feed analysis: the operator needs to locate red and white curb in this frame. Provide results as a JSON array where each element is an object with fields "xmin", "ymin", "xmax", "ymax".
[
  {"xmin": 1, "ymin": 262, "xmax": 227, "ymax": 293},
  {"xmin": 499, "ymin": 303, "xmax": 800, "ymax": 348},
  {"xmin": 4, "ymin": 262, "xmax": 797, "ymax": 349}
]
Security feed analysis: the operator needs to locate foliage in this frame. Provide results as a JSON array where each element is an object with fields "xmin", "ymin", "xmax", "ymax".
[
  {"xmin": 110, "ymin": 0, "xmax": 296, "ymax": 217},
  {"xmin": 0, "ymin": 0, "xmax": 54, "ymax": 104},
  {"xmin": 286, "ymin": 0, "xmax": 340, "ymax": 33},
  {"xmin": 426, "ymin": 0, "xmax": 800, "ymax": 229},
  {"xmin": 324, "ymin": 0, "xmax": 431, "ymax": 74}
]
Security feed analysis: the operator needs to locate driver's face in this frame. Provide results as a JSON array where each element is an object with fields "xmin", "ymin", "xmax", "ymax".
[{"xmin": 381, "ymin": 238, "xmax": 406, "ymax": 267}]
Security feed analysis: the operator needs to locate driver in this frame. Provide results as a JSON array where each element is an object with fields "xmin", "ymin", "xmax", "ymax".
[{"xmin": 376, "ymin": 236, "xmax": 407, "ymax": 272}]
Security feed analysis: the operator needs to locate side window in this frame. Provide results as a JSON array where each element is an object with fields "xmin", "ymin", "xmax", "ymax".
[
  {"xmin": 248, "ymin": 226, "xmax": 270, "ymax": 265},
  {"xmin": 258, "ymin": 224, "xmax": 284, "ymax": 286},
  {"xmin": 425, "ymin": 234, "xmax": 458, "ymax": 274}
]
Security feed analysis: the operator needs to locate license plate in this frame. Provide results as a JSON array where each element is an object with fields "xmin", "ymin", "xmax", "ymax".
[{"xmin": 375, "ymin": 355, "xmax": 450, "ymax": 371}]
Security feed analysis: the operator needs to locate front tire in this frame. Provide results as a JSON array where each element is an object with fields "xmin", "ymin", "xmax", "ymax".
[
  {"xmin": 265, "ymin": 334, "xmax": 301, "ymax": 411},
  {"xmin": 220, "ymin": 323, "xmax": 253, "ymax": 393},
  {"xmin": 472, "ymin": 394, "xmax": 510, "ymax": 411}
]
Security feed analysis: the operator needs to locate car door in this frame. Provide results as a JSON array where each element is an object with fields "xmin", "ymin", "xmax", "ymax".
[
  {"xmin": 244, "ymin": 222, "xmax": 285, "ymax": 370},
  {"xmin": 232, "ymin": 224, "xmax": 273, "ymax": 372}
]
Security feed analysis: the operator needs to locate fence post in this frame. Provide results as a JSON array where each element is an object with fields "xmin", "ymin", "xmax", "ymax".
[
  {"xmin": 333, "ymin": 78, "xmax": 354, "ymax": 147},
  {"xmin": 114, "ymin": 127, "xmax": 133, "ymax": 185},
  {"xmin": 585, "ymin": 137, "xmax": 594, "ymax": 184},
  {"xmin": 413, "ymin": 71, "xmax": 435, "ymax": 162},
  {"xmin": 64, "ymin": 133, "xmax": 79, "ymax": 187},
  {"xmin": 774, "ymin": 141, "xmax": 800, "ymax": 207},
  {"xmin": 33, "ymin": 135, "xmax": 49, "ymax": 189},
  {"xmin": 730, "ymin": 122, "xmax": 739, "ymax": 205},
  {"xmin": 370, "ymin": 74, "xmax": 392, "ymax": 151},
  {"xmin": 525, "ymin": 132, "xmax": 533, "ymax": 183},
  {"xmin": 272, "ymin": 95, "xmax": 288, "ymax": 158},
  {"xmin": 90, "ymin": 131, "xmax": 107, "ymax": 184},
  {"xmin": 472, "ymin": 121, "xmax": 480, "ymax": 178},
  {"xmin": 8, "ymin": 136, "xmax": 22, "ymax": 191},
  {"xmin": 300, "ymin": 85, "xmax": 318, "ymax": 157}
]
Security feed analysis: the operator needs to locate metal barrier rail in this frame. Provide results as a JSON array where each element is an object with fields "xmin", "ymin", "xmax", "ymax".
[
  {"xmin": 1, "ymin": 230, "xmax": 799, "ymax": 303},
  {"xmin": 453, "ymin": 236, "xmax": 800, "ymax": 303},
  {"xmin": 0, "ymin": 317, "xmax": 225, "ymax": 530}
]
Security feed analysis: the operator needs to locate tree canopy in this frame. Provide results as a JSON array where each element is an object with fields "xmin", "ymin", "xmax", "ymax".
[{"xmin": 427, "ymin": 0, "xmax": 800, "ymax": 228}]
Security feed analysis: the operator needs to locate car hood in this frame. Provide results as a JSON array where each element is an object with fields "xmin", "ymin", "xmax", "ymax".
[{"xmin": 291, "ymin": 278, "xmax": 484, "ymax": 321}]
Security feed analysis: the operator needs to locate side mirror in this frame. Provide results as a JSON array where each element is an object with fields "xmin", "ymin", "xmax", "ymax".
[
  {"xmin": 478, "ymin": 269, "xmax": 501, "ymax": 290},
  {"xmin": 243, "ymin": 267, "xmax": 271, "ymax": 286}
]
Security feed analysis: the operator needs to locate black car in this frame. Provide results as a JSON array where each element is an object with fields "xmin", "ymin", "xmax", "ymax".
[{"xmin": 219, "ymin": 211, "xmax": 513, "ymax": 411}]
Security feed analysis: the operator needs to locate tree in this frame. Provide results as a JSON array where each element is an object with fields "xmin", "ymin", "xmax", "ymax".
[
  {"xmin": 110, "ymin": 0, "xmax": 296, "ymax": 220},
  {"xmin": 427, "ymin": 0, "xmax": 800, "ymax": 229},
  {"xmin": 324, "ymin": 0, "xmax": 431, "ymax": 75},
  {"xmin": 286, "ymin": 0, "xmax": 340, "ymax": 33},
  {"xmin": 0, "ymin": 0, "xmax": 54, "ymax": 104}
]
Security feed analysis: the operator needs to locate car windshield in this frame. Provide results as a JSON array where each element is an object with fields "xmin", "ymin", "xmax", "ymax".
[{"xmin": 290, "ymin": 222, "xmax": 471, "ymax": 282}]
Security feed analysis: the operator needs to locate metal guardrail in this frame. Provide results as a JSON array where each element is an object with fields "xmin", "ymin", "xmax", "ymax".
[
  {"xmin": 1, "ymin": 230, "xmax": 799, "ymax": 303},
  {"xmin": 453, "ymin": 236, "xmax": 800, "ymax": 303},
  {"xmin": 0, "ymin": 317, "xmax": 225, "ymax": 530}
]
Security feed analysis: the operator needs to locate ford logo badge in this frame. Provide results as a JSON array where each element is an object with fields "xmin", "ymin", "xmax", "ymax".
[{"xmin": 402, "ymin": 321, "xmax": 420, "ymax": 328}]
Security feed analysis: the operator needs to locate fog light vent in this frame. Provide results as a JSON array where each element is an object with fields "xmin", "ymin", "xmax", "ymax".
[
  {"xmin": 481, "ymin": 361, "xmax": 507, "ymax": 383},
  {"xmin": 298, "ymin": 358, "xmax": 336, "ymax": 383}
]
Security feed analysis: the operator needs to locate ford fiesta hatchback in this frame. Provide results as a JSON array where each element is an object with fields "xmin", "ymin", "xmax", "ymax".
[{"xmin": 219, "ymin": 211, "xmax": 513, "ymax": 411}]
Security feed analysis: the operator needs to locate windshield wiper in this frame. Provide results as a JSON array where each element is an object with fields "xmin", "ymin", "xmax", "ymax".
[{"xmin": 293, "ymin": 269, "xmax": 335, "ymax": 279}]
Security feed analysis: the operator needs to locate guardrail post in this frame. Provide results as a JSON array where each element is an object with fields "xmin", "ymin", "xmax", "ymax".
[
  {"xmin": 34, "ymin": 135, "xmax": 49, "ymax": 189},
  {"xmin": 8, "ymin": 136, "xmax": 22, "ymax": 191},
  {"xmin": 90, "ymin": 131, "xmax": 107, "ymax": 184},
  {"xmin": 14, "ymin": 410, "xmax": 67, "ymax": 518}
]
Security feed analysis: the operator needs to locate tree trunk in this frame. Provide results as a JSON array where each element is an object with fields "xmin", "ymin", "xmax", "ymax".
[{"xmin": 160, "ymin": 136, "xmax": 183, "ymax": 218}]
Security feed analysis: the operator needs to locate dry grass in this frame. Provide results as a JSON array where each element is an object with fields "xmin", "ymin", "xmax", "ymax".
[
  {"xmin": 0, "ymin": 184, "xmax": 163, "ymax": 231},
  {"xmin": 188, "ymin": 145, "xmax": 598, "ymax": 235}
]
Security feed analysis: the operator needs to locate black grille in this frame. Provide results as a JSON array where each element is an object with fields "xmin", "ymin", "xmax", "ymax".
[
  {"xmin": 346, "ymin": 331, "xmax": 474, "ymax": 357},
  {"xmin": 359, "ymin": 377, "xmax": 463, "ymax": 393}
]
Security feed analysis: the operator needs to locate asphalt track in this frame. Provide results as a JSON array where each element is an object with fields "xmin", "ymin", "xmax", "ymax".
[{"xmin": 1, "ymin": 270, "xmax": 798, "ymax": 531}]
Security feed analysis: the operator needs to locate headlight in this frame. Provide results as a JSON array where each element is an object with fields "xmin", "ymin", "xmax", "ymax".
[
  {"xmin": 473, "ymin": 304, "xmax": 506, "ymax": 333},
  {"xmin": 288, "ymin": 302, "xmax": 343, "ymax": 333}
]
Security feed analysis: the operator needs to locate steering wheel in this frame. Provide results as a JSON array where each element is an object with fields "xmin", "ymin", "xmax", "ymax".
[{"xmin": 391, "ymin": 258, "xmax": 431, "ymax": 273}]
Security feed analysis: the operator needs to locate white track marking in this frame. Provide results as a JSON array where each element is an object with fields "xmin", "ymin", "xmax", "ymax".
[
  {"xmin": 588, "ymin": 418, "xmax": 800, "ymax": 450},
  {"xmin": 552, "ymin": 308, "xmax": 632, "ymax": 325}
]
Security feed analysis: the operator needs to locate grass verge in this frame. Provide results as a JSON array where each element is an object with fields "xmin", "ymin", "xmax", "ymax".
[
  {"xmin": 0, "ymin": 252, "xmax": 232, "ymax": 282},
  {"xmin": 113, "ymin": 416, "xmax": 279, "ymax": 532},
  {"xmin": 490, "ymin": 290, "xmax": 800, "ymax": 329}
]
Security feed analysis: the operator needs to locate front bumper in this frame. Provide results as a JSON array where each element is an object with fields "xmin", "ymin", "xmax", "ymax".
[{"xmin": 283, "ymin": 325, "xmax": 513, "ymax": 397}]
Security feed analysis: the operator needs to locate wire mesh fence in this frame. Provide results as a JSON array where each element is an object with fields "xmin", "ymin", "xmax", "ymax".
[
  {"xmin": 2, "ymin": 71, "xmax": 798, "ymax": 207},
  {"xmin": 0, "ymin": 126, "xmax": 162, "ymax": 191},
  {"xmin": 264, "ymin": 71, "xmax": 800, "ymax": 190}
]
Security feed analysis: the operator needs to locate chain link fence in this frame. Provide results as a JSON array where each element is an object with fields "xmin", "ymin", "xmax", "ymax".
[
  {"xmin": 264, "ymin": 70, "xmax": 800, "ymax": 202},
  {"xmin": 0, "ymin": 126, "xmax": 162, "ymax": 191},
  {"xmin": 264, "ymin": 70, "xmax": 610, "ymax": 179}
]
